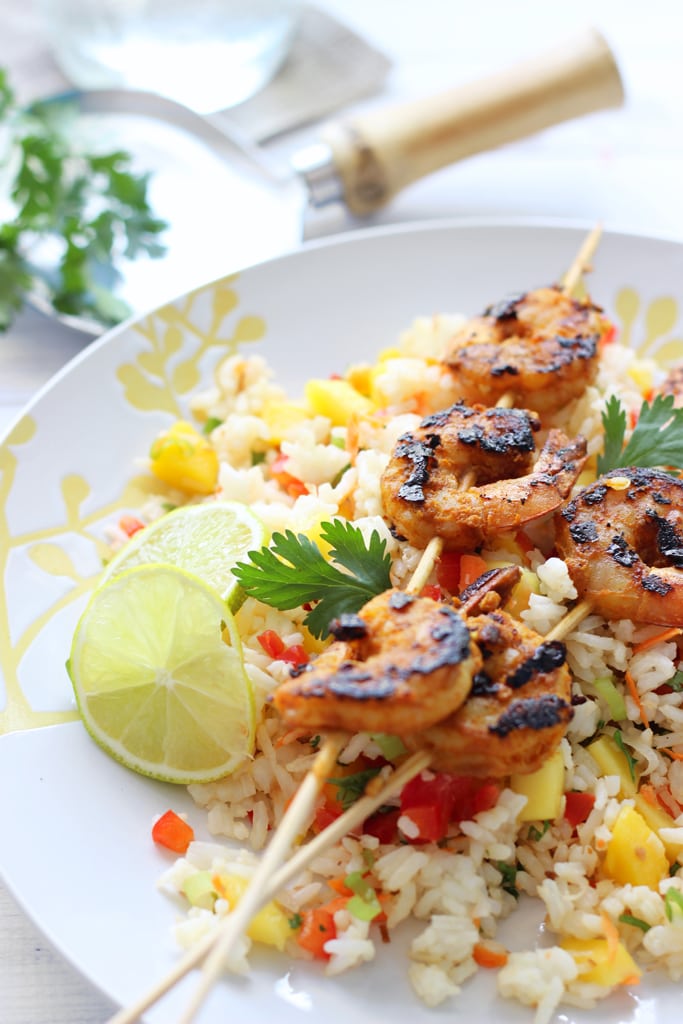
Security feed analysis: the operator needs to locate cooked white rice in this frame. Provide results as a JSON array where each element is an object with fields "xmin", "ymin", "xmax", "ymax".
[{"xmin": 150, "ymin": 309, "xmax": 683, "ymax": 1020}]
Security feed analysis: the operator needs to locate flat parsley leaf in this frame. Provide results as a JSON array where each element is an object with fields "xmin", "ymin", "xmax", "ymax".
[
  {"xmin": 232, "ymin": 519, "xmax": 391, "ymax": 639},
  {"xmin": 598, "ymin": 394, "xmax": 683, "ymax": 474},
  {"xmin": 0, "ymin": 67, "xmax": 167, "ymax": 331}
]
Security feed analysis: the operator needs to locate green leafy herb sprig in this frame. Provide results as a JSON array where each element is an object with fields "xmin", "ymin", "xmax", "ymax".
[
  {"xmin": 233, "ymin": 519, "xmax": 392, "ymax": 639},
  {"xmin": 598, "ymin": 394, "xmax": 683, "ymax": 474},
  {"xmin": 0, "ymin": 67, "xmax": 167, "ymax": 331}
]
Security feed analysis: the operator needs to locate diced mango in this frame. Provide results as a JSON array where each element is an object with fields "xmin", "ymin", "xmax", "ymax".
[
  {"xmin": 603, "ymin": 805, "xmax": 668, "ymax": 889},
  {"xmin": 586, "ymin": 734, "xmax": 638, "ymax": 797},
  {"xmin": 562, "ymin": 936, "xmax": 641, "ymax": 987},
  {"xmin": 634, "ymin": 793, "xmax": 683, "ymax": 865},
  {"xmin": 149, "ymin": 420, "xmax": 218, "ymax": 495},
  {"xmin": 345, "ymin": 362, "xmax": 373, "ymax": 396},
  {"xmin": 627, "ymin": 360, "xmax": 654, "ymax": 397},
  {"xmin": 511, "ymin": 748, "xmax": 565, "ymax": 822},
  {"xmin": 213, "ymin": 873, "xmax": 291, "ymax": 950},
  {"xmin": 305, "ymin": 379, "xmax": 374, "ymax": 427},
  {"xmin": 261, "ymin": 400, "xmax": 309, "ymax": 444},
  {"xmin": 505, "ymin": 568, "xmax": 542, "ymax": 619}
]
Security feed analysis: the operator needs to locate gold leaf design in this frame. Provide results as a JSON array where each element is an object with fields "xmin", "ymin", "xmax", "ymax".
[
  {"xmin": 137, "ymin": 349, "xmax": 167, "ymax": 377},
  {"xmin": 645, "ymin": 297, "xmax": 678, "ymax": 351},
  {"xmin": 162, "ymin": 325, "xmax": 184, "ymax": 356},
  {"xmin": 116, "ymin": 364, "xmax": 180, "ymax": 415},
  {"xmin": 233, "ymin": 315, "xmax": 266, "ymax": 344},
  {"xmin": 171, "ymin": 359, "xmax": 201, "ymax": 395},
  {"xmin": 212, "ymin": 283, "xmax": 238, "ymax": 323},
  {"xmin": 62, "ymin": 475, "xmax": 90, "ymax": 525},
  {"xmin": 647, "ymin": 337, "xmax": 683, "ymax": 369},
  {"xmin": 614, "ymin": 287, "xmax": 639, "ymax": 351},
  {"xmin": 5, "ymin": 415, "xmax": 37, "ymax": 447},
  {"xmin": 28, "ymin": 543, "xmax": 79, "ymax": 580}
]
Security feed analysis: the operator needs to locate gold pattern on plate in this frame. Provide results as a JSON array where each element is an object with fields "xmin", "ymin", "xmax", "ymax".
[{"xmin": 0, "ymin": 275, "xmax": 265, "ymax": 737}]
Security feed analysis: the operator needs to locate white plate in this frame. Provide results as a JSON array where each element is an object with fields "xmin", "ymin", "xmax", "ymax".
[{"xmin": 1, "ymin": 219, "xmax": 682, "ymax": 1024}]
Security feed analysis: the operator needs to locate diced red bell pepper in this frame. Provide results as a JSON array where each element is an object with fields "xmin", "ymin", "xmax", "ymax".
[
  {"xmin": 257, "ymin": 629, "xmax": 286, "ymax": 659},
  {"xmin": 459, "ymin": 553, "xmax": 489, "ymax": 590},
  {"xmin": 280, "ymin": 643, "xmax": 309, "ymax": 668},
  {"xmin": 297, "ymin": 908, "xmax": 336, "ymax": 959},
  {"xmin": 420, "ymin": 584, "xmax": 442, "ymax": 601},
  {"xmin": 399, "ymin": 771, "xmax": 501, "ymax": 842},
  {"xmin": 119, "ymin": 514, "xmax": 145, "ymax": 537},
  {"xmin": 313, "ymin": 796, "xmax": 344, "ymax": 833},
  {"xmin": 271, "ymin": 453, "xmax": 309, "ymax": 498},
  {"xmin": 151, "ymin": 809, "xmax": 194, "ymax": 854},
  {"xmin": 436, "ymin": 551, "xmax": 462, "ymax": 594},
  {"xmin": 400, "ymin": 803, "xmax": 449, "ymax": 843},
  {"xmin": 564, "ymin": 791, "xmax": 596, "ymax": 828},
  {"xmin": 362, "ymin": 807, "xmax": 401, "ymax": 844}
]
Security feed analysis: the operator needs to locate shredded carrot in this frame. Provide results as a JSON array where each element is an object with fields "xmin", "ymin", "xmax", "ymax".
[
  {"xmin": 473, "ymin": 941, "xmax": 509, "ymax": 969},
  {"xmin": 632, "ymin": 628, "xmax": 682, "ymax": 655},
  {"xmin": 639, "ymin": 783, "xmax": 659, "ymax": 808},
  {"xmin": 328, "ymin": 877, "xmax": 354, "ymax": 897},
  {"xmin": 661, "ymin": 748, "xmax": 683, "ymax": 762},
  {"xmin": 621, "ymin": 973, "xmax": 641, "ymax": 987},
  {"xmin": 600, "ymin": 911, "xmax": 620, "ymax": 963},
  {"xmin": 459, "ymin": 554, "xmax": 489, "ymax": 590},
  {"xmin": 625, "ymin": 669, "xmax": 650, "ymax": 728}
]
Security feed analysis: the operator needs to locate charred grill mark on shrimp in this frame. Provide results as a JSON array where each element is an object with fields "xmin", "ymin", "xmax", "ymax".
[{"xmin": 555, "ymin": 467, "xmax": 683, "ymax": 624}]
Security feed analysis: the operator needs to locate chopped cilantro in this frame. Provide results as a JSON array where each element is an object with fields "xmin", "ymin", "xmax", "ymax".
[
  {"xmin": 613, "ymin": 729, "xmax": 637, "ymax": 782},
  {"xmin": 495, "ymin": 861, "xmax": 519, "ymax": 899},
  {"xmin": 327, "ymin": 766, "xmax": 382, "ymax": 810},
  {"xmin": 618, "ymin": 912, "xmax": 651, "ymax": 932},
  {"xmin": 598, "ymin": 394, "xmax": 683, "ymax": 474},
  {"xmin": 202, "ymin": 416, "xmax": 223, "ymax": 436},
  {"xmin": 233, "ymin": 520, "xmax": 391, "ymax": 638},
  {"xmin": 288, "ymin": 913, "xmax": 303, "ymax": 930}
]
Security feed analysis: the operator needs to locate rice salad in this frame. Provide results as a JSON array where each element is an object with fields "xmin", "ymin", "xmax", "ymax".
[{"xmin": 128, "ymin": 302, "xmax": 683, "ymax": 1023}]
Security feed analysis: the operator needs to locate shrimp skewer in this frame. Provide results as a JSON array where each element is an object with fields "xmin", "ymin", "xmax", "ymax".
[
  {"xmin": 443, "ymin": 225, "xmax": 609, "ymax": 413},
  {"xmin": 380, "ymin": 402, "xmax": 587, "ymax": 551},
  {"xmin": 554, "ymin": 467, "xmax": 683, "ymax": 626}
]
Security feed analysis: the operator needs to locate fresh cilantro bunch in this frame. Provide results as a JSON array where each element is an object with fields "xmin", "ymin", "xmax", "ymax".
[
  {"xmin": 598, "ymin": 393, "xmax": 683, "ymax": 474},
  {"xmin": 0, "ymin": 67, "xmax": 167, "ymax": 331},
  {"xmin": 233, "ymin": 520, "xmax": 392, "ymax": 639}
]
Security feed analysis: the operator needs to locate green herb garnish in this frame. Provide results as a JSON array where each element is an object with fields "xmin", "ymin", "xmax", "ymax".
[
  {"xmin": 598, "ymin": 394, "xmax": 683, "ymax": 474},
  {"xmin": 665, "ymin": 887, "xmax": 683, "ymax": 922},
  {"xmin": 288, "ymin": 913, "xmax": 303, "ymax": 930},
  {"xmin": 613, "ymin": 729, "xmax": 638, "ymax": 782},
  {"xmin": 593, "ymin": 675, "xmax": 627, "ymax": 722},
  {"xmin": 618, "ymin": 912, "xmax": 651, "ymax": 932},
  {"xmin": 233, "ymin": 520, "xmax": 391, "ymax": 639},
  {"xmin": 327, "ymin": 766, "xmax": 383, "ymax": 810},
  {"xmin": 495, "ymin": 861, "xmax": 519, "ymax": 899},
  {"xmin": 202, "ymin": 417, "xmax": 223, "ymax": 436},
  {"xmin": 0, "ymin": 67, "xmax": 167, "ymax": 331},
  {"xmin": 528, "ymin": 820, "xmax": 551, "ymax": 842},
  {"xmin": 669, "ymin": 670, "xmax": 683, "ymax": 693}
]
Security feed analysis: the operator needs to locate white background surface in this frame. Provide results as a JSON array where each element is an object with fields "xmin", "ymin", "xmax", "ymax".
[{"xmin": 2, "ymin": 1, "xmax": 683, "ymax": 1020}]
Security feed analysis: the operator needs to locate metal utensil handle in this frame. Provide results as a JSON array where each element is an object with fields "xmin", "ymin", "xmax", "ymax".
[{"xmin": 314, "ymin": 27, "xmax": 623, "ymax": 216}]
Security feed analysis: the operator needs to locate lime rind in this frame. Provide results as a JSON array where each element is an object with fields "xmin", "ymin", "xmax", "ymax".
[
  {"xmin": 69, "ymin": 563, "xmax": 256, "ymax": 784},
  {"xmin": 102, "ymin": 500, "xmax": 265, "ymax": 610}
]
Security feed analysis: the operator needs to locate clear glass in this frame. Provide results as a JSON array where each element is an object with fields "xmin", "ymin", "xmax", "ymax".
[{"xmin": 37, "ymin": 0, "xmax": 301, "ymax": 112}]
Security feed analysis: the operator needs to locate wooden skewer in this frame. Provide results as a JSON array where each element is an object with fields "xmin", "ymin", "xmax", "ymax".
[
  {"xmin": 111, "ymin": 224, "xmax": 607, "ymax": 1024},
  {"xmin": 108, "ymin": 747, "xmax": 431, "ymax": 1024}
]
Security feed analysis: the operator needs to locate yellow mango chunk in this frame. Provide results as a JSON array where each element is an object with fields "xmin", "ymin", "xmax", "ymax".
[
  {"xmin": 305, "ymin": 379, "xmax": 374, "ymax": 426},
  {"xmin": 634, "ymin": 793, "xmax": 683, "ymax": 865},
  {"xmin": 604, "ymin": 805, "xmax": 668, "ymax": 889},
  {"xmin": 149, "ymin": 421, "xmax": 219, "ymax": 495},
  {"xmin": 511, "ymin": 748, "xmax": 565, "ymax": 821},
  {"xmin": 627, "ymin": 360, "xmax": 654, "ymax": 397},
  {"xmin": 213, "ymin": 873, "xmax": 291, "ymax": 950},
  {"xmin": 261, "ymin": 400, "xmax": 309, "ymax": 444},
  {"xmin": 586, "ymin": 734, "xmax": 638, "ymax": 797},
  {"xmin": 345, "ymin": 362, "xmax": 373, "ymax": 396},
  {"xmin": 505, "ymin": 568, "xmax": 541, "ymax": 619},
  {"xmin": 562, "ymin": 936, "xmax": 641, "ymax": 987}
]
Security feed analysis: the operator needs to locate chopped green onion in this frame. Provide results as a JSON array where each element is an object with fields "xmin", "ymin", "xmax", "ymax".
[
  {"xmin": 362, "ymin": 848, "xmax": 376, "ymax": 870},
  {"xmin": 613, "ymin": 730, "xmax": 637, "ymax": 782},
  {"xmin": 618, "ymin": 912, "xmax": 651, "ymax": 932},
  {"xmin": 202, "ymin": 416, "xmax": 223, "ymax": 435},
  {"xmin": 665, "ymin": 887, "xmax": 683, "ymax": 923},
  {"xmin": 495, "ymin": 861, "xmax": 519, "ymax": 899},
  {"xmin": 344, "ymin": 872, "xmax": 382, "ymax": 921},
  {"xmin": 370, "ymin": 733, "xmax": 407, "ymax": 760},
  {"xmin": 593, "ymin": 675, "xmax": 627, "ymax": 721}
]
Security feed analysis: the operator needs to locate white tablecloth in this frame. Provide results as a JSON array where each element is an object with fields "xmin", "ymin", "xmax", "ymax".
[{"xmin": 2, "ymin": 0, "xmax": 683, "ymax": 1020}]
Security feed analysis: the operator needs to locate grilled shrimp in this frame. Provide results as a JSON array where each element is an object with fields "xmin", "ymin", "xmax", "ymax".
[
  {"xmin": 272, "ymin": 589, "xmax": 482, "ymax": 734},
  {"xmin": 380, "ymin": 402, "xmax": 587, "ymax": 550},
  {"xmin": 403, "ymin": 610, "xmax": 573, "ymax": 777},
  {"xmin": 443, "ymin": 285, "xmax": 611, "ymax": 413},
  {"xmin": 555, "ymin": 467, "xmax": 683, "ymax": 625}
]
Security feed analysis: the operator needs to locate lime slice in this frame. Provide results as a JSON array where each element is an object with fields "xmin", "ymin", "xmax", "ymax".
[
  {"xmin": 69, "ymin": 564, "xmax": 256, "ymax": 784},
  {"xmin": 103, "ymin": 501, "xmax": 265, "ymax": 610}
]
